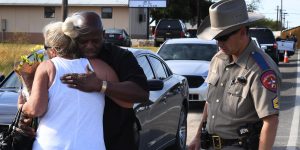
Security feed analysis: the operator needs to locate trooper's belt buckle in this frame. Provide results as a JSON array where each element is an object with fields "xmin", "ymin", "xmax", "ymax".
[{"xmin": 212, "ymin": 135, "xmax": 222, "ymax": 150}]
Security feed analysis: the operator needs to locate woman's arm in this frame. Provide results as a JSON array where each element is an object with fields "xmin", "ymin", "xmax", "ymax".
[
  {"xmin": 89, "ymin": 59, "xmax": 133, "ymax": 108},
  {"xmin": 22, "ymin": 61, "xmax": 53, "ymax": 117}
]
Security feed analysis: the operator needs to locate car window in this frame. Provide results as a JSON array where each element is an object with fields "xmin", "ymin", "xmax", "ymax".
[
  {"xmin": 0, "ymin": 73, "xmax": 21, "ymax": 89},
  {"xmin": 124, "ymin": 30, "xmax": 129, "ymax": 37},
  {"xmin": 158, "ymin": 43, "xmax": 218, "ymax": 61},
  {"xmin": 137, "ymin": 56, "xmax": 155, "ymax": 80},
  {"xmin": 157, "ymin": 20, "xmax": 181, "ymax": 30},
  {"xmin": 105, "ymin": 29, "xmax": 122, "ymax": 34},
  {"xmin": 249, "ymin": 29, "xmax": 275, "ymax": 44},
  {"xmin": 148, "ymin": 56, "xmax": 168, "ymax": 80}
]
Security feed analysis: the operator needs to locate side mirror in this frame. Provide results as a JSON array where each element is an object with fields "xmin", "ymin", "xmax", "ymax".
[
  {"xmin": 0, "ymin": 74, "xmax": 5, "ymax": 82},
  {"xmin": 261, "ymin": 45, "xmax": 267, "ymax": 50},
  {"xmin": 148, "ymin": 79, "xmax": 164, "ymax": 91}
]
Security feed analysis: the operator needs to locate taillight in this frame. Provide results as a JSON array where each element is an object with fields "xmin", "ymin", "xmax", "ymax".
[
  {"xmin": 154, "ymin": 29, "xmax": 157, "ymax": 37},
  {"xmin": 273, "ymin": 43, "xmax": 277, "ymax": 49},
  {"xmin": 117, "ymin": 35, "xmax": 124, "ymax": 40},
  {"xmin": 180, "ymin": 31, "xmax": 185, "ymax": 37}
]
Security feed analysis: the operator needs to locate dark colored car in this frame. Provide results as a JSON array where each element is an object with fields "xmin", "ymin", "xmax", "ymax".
[
  {"xmin": 249, "ymin": 28, "xmax": 279, "ymax": 64},
  {"xmin": 154, "ymin": 19, "xmax": 189, "ymax": 47},
  {"xmin": 104, "ymin": 28, "xmax": 132, "ymax": 47},
  {"xmin": 0, "ymin": 48, "xmax": 189, "ymax": 150}
]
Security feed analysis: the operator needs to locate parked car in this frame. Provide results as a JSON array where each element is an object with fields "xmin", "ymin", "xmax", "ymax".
[
  {"xmin": 249, "ymin": 27, "xmax": 279, "ymax": 64},
  {"xmin": 104, "ymin": 28, "xmax": 132, "ymax": 47},
  {"xmin": 157, "ymin": 38, "xmax": 218, "ymax": 102},
  {"xmin": 153, "ymin": 19, "xmax": 189, "ymax": 47},
  {"xmin": 0, "ymin": 48, "xmax": 189, "ymax": 150}
]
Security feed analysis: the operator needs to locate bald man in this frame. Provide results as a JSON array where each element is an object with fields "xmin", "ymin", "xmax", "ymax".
[{"xmin": 60, "ymin": 11, "xmax": 149, "ymax": 150}]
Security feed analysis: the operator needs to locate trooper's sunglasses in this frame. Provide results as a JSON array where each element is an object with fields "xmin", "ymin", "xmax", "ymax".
[{"xmin": 215, "ymin": 29, "xmax": 240, "ymax": 42}]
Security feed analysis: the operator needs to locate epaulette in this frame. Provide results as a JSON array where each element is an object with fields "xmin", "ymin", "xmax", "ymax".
[{"xmin": 251, "ymin": 51, "xmax": 270, "ymax": 71}]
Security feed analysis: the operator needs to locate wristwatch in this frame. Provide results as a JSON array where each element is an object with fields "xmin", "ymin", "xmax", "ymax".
[{"xmin": 100, "ymin": 80, "xmax": 107, "ymax": 93}]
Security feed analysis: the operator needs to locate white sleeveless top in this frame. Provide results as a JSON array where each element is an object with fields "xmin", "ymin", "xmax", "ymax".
[{"xmin": 33, "ymin": 57, "xmax": 106, "ymax": 150}]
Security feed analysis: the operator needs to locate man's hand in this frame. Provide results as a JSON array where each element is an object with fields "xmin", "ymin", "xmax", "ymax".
[
  {"xmin": 60, "ymin": 65, "xmax": 102, "ymax": 92},
  {"xmin": 188, "ymin": 136, "xmax": 201, "ymax": 150}
]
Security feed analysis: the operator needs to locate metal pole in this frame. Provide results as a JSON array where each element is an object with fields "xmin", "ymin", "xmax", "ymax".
[
  {"xmin": 147, "ymin": 8, "xmax": 149, "ymax": 39},
  {"xmin": 197, "ymin": 0, "xmax": 200, "ymax": 28},
  {"xmin": 62, "ymin": 0, "xmax": 68, "ymax": 21},
  {"xmin": 1, "ymin": 31, "xmax": 3, "ymax": 42},
  {"xmin": 280, "ymin": 0, "xmax": 282, "ymax": 30},
  {"xmin": 276, "ymin": 5, "xmax": 279, "ymax": 30}
]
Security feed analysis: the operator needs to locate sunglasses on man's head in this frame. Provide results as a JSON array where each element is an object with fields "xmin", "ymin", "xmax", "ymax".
[
  {"xmin": 215, "ymin": 29, "xmax": 240, "ymax": 42},
  {"xmin": 44, "ymin": 45, "xmax": 52, "ymax": 50}
]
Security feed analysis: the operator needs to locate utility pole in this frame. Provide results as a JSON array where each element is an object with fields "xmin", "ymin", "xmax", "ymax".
[
  {"xmin": 280, "ymin": 0, "xmax": 283, "ymax": 30},
  {"xmin": 197, "ymin": 0, "xmax": 201, "ymax": 28},
  {"xmin": 62, "ymin": 0, "xmax": 68, "ymax": 21},
  {"xmin": 283, "ymin": 12, "xmax": 288, "ymax": 29},
  {"xmin": 147, "ymin": 8, "xmax": 149, "ymax": 39},
  {"xmin": 276, "ymin": 6, "xmax": 279, "ymax": 30}
]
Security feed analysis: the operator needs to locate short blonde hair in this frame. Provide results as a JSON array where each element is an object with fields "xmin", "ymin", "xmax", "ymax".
[{"xmin": 43, "ymin": 21, "xmax": 77, "ymax": 57}]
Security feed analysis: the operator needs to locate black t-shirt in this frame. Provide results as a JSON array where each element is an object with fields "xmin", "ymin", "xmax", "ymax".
[
  {"xmin": 99, "ymin": 43, "xmax": 148, "ymax": 90},
  {"xmin": 99, "ymin": 43, "xmax": 148, "ymax": 150}
]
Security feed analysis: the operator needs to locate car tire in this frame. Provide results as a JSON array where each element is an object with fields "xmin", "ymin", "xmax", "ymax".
[
  {"xmin": 154, "ymin": 41, "xmax": 160, "ymax": 47},
  {"xmin": 166, "ymin": 106, "xmax": 187, "ymax": 150},
  {"xmin": 278, "ymin": 53, "xmax": 284, "ymax": 61}
]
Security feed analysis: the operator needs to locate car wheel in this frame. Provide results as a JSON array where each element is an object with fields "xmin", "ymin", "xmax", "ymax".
[
  {"xmin": 167, "ymin": 106, "xmax": 187, "ymax": 150},
  {"xmin": 278, "ymin": 53, "xmax": 284, "ymax": 61},
  {"xmin": 129, "ymin": 41, "xmax": 132, "ymax": 47},
  {"xmin": 154, "ymin": 41, "xmax": 160, "ymax": 47}
]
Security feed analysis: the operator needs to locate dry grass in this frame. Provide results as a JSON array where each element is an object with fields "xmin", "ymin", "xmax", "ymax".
[
  {"xmin": 0, "ymin": 43, "xmax": 41, "ymax": 76},
  {"xmin": 133, "ymin": 46, "xmax": 158, "ymax": 53},
  {"xmin": 0, "ymin": 43, "xmax": 158, "ymax": 76}
]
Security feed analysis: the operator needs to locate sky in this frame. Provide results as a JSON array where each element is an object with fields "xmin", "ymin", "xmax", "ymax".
[{"xmin": 246, "ymin": 0, "xmax": 300, "ymax": 29}]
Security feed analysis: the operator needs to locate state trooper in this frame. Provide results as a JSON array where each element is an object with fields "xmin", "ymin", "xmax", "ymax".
[{"xmin": 188, "ymin": 0, "xmax": 281, "ymax": 150}]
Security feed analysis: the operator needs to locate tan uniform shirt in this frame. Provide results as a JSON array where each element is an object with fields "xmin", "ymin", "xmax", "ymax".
[{"xmin": 206, "ymin": 41, "xmax": 281, "ymax": 139}]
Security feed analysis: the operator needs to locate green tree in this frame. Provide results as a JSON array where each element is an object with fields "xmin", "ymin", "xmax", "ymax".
[
  {"xmin": 150, "ymin": 0, "xmax": 192, "ymax": 24},
  {"xmin": 251, "ymin": 18, "xmax": 279, "ymax": 31},
  {"xmin": 150, "ymin": 0, "xmax": 213, "ymax": 24},
  {"xmin": 246, "ymin": 0, "xmax": 260, "ymax": 12}
]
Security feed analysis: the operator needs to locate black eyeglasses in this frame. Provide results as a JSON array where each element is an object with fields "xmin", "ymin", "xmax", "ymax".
[
  {"xmin": 215, "ymin": 29, "xmax": 240, "ymax": 42},
  {"xmin": 44, "ymin": 45, "xmax": 52, "ymax": 50}
]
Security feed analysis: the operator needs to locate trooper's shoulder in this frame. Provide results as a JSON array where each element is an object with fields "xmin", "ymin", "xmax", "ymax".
[{"xmin": 250, "ymin": 51, "xmax": 272, "ymax": 71}]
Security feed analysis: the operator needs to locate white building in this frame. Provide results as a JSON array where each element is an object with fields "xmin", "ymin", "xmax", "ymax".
[{"xmin": 0, "ymin": 0, "xmax": 148, "ymax": 43}]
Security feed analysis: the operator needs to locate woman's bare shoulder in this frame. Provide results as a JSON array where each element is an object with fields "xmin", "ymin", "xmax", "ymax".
[{"xmin": 88, "ymin": 58, "xmax": 118, "ymax": 81}]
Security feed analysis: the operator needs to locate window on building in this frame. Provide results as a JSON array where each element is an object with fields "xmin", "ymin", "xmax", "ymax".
[
  {"xmin": 44, "ymin": 7, "xmax": 55, "ymax": 18},
  {"xmin": 101, "ymin": 7, "xmax": 112, "ymax": 19}
]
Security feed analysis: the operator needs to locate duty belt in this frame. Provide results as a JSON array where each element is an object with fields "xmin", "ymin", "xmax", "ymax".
[{"xmin": 210, "ymin": 134, "xmax": 242, "ymax": 149}]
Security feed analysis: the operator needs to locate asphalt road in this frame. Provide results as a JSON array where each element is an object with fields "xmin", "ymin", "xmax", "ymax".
[{"xmin": 186, "ymin": 49, "xmax": 300, "ymax": 149}]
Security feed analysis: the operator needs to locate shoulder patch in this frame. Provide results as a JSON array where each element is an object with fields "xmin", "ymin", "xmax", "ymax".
[
  {"xmin": 251, "ymin": 51, "xmax": 270, "ymax": 71},
  {"xmin": 261, "ymin": 70, "xmax": 277, "ymax": 93},
  {"xmin": 272, "ymin": 96, "xmax": 279, "ymax": 109}
]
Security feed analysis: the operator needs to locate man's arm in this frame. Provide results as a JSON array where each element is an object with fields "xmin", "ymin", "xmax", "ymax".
[
  {"xmin": 188, "ymin": 102, "xmax": 208, "ymax": 150},
  {"xmin": 258, "ymin": 114, "xmax": 278, "ymax": 150}
]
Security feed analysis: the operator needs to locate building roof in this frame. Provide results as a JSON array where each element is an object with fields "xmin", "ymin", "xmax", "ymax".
[{"xmin": 0, "ymin": 0, "xmax": 128, "ymax": 6}]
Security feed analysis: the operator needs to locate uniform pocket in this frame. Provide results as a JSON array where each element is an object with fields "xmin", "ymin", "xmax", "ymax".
[
  {"xmin": 221, "ymin": 83, "xmax": 243, "ymax": 116},
  {"xmin": 206, "ymin": 73, "xmax": 219, "ymax": 103}
]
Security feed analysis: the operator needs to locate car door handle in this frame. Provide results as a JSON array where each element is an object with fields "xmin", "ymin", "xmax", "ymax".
[
  {"xmin": 161, "ymin": 96, "xmax": 167, "ymax": 104},
  {"xmin": 136, "ymin": 106, "xmax": 150, "ymax": 112}
]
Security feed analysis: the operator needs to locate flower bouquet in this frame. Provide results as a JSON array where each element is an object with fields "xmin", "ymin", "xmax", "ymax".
[{"xmin": 14, "ymin": 49, "xmax": 44, "ymax": 100}]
